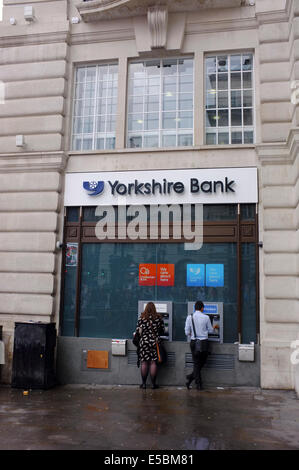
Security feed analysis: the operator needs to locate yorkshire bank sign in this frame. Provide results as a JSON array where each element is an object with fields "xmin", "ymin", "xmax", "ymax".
[{"xmin": 64, "ymin": 167, "xmax": 258, "ymax": 206}]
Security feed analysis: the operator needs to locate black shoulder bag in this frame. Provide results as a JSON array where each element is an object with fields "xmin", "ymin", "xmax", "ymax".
[{"xmin": 191, "ymin": 314, "xmax": 209, "ymax": 353}]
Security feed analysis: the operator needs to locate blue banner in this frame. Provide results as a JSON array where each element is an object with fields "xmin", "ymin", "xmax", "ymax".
[
  {"xmin": 206, "ymin": 264, "xmax": 224, "ymax": 287},
  {"xmin": 186, "ymin": 264, "xmax": 205, "ymax": 287}
]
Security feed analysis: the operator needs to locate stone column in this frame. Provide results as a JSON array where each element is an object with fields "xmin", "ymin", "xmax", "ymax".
[{"xmin": 257, "ymin": 0, "xmax": 299, "ymax": 390}]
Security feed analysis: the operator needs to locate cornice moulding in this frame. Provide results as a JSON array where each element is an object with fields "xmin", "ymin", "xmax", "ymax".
[
  {"xmin": 0, "ymin": 151, "xmax": 68, "ymax": 173},
  {"xmin": 76, "ymin": 0, "xmax": 245, "ymax": 23},
  {"xmin": 257, "ymin": 128, "xmax": 299, "ymax": 165}
]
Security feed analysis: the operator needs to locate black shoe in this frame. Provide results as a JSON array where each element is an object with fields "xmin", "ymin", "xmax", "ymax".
[
  {"xmin": 186, "ymin": 381, "xmax": 191, "ymax": 390},
  {"xmin": 196, "ymin": 384, "xmax": 202, "ymax": 391},
  {"xmin": 140, "ymin": 383, "xmax": 146, "ymax": 389},
  {"xmin": 186, "ymin": 375, "xmax": 192, "ymax": 390},
  {"xmin": 151, "ymin": 384, "xmax": 159, "ymax": 389}
]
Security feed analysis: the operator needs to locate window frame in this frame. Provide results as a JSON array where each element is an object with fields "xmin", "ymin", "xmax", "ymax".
[
  {"xmin": 126, "ymin": 56, "xmax": 194, "ymax": 149},
  {"xmin": 71, "ymin": 62, "xmax": 119, "ymax": 152},
  {"xmin": 204, "ymin": 52, "xmax": 255, "ymax": 146}
]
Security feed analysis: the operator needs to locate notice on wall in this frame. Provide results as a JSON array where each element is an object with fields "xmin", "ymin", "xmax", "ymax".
[
  {"xmin": 66, "ymin": 243, "xmax": 78, "ymax": 267},
  {"xmin": 139, "ymin": 264, "xmax": 156, "ymax": 286},
  {"xmin": 186, "ymin": 264, "xmax": 205, "ymax": 287},
  {"xmin": 206, "ymin": 264, "xmax": 224, "ymax": 287},
  {"xmin": 157, "ymin": 264, "xmax": 175, "ymax": 286}
]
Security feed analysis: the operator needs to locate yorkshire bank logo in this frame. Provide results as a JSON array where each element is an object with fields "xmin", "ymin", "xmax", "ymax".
[{"xmin": 83, "ymin": 181, "xmax": 105, "ymax": 196}]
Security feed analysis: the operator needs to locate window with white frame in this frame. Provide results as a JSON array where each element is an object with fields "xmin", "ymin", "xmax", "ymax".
[
  {"xmin": 205, "ymin": 53, "xmax": 254, "ymax": 145},
  {"xmin": 72, "ymin": 63, "xmax": 118, "ymax": 151},
  {"xmin": 127, "ymin": 58, "xmax": 194, "ymax": 149}
]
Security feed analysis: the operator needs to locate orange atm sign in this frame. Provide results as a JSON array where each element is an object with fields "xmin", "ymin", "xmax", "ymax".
[{"xmin": 139, "ymin": 264, "xmax": 174, "ymax": 286}]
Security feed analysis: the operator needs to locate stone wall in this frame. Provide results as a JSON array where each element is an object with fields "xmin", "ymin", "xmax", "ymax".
[{"xmin": 0, "ymin": 0, "xmax": 68, "ymax": 382}]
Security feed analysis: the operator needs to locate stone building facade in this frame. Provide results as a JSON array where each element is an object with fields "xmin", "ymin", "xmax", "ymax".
[{"xmin": 0, "ymin": 0, "xmax": 298, "ymax": 392}]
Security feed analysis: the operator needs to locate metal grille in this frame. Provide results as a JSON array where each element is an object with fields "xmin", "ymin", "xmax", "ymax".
[
  {"xmin": 128, "ymin": 350, "xmax": 175, "ymax": 367},
  {"xmin": 185, "ymin": 353, "xmax": 235, "ymax": 370}
]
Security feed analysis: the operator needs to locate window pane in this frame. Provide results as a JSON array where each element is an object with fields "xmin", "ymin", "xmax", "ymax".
[
  {"xmin": 83, "ymin": 117, "xmax": 94, "ymax": 133},
  {"xmin": 178, "ymin": 111, "xmax": 193, "ymax": 129},
  {"xmin": 145, "ymin": 94, "xmax": 160, "ymax": 112},
  {"xmin": 144, "ymin": 113, "xmax": 159, "ymax": 130},
  {"xmin": 218, "ymin": 73, "xmax": 228, "ymax": 90},
  {"xmin": 243, "ymin": 90, "xmax": 252, "ymax": 107},
  {"xmin": 231, "ymin": 73, "xmax": 241, "ymax": 89},
  {"xmin": 206, "ymin": 57, "xmax": 216, "ymax": 75},
  {"xmin": 128, "ymin": 95, "xmax": 143, "ymax": 113},
  {"xmin": 163, "ymin": 75, "xmax": 177, "ymax": 94},
  {"xmin": 162, "ymin": 134, "xmax": 176, "ymax": 146},
  {"xmin": 231, "ymin": 90, "xmax": 241, "ymax": 108},
  {"xmin": 73, "ymin": 117, "xmax": 82, "ymax": 134},
  {"xmin": 230, "ymin": 55, "xmax": 241, "ymax": 71},
  {"xmin": 144, "ymin": 134, "xmax": 159, "ymax": 147},
  {"xmin": 72, "ymin": 136, "xmax": 82, "ymax": 150},
  {"xmin": 82, "ymin": 137, "xmax": 93, "ymax": 150},
  {"xmin": 206, "ymin": 91, "xmax": 216, "ymax": 109},
  {"xmin": 128, "ymin": 114, "xmax": 143, "ymax": 131},
  {"xmin": 179, "ymin": 93, "xmax": 193, "ymax": 110},
  {"xmin": 243, "ymin": 71, "xmax": 252, "ymax": 88},
  {"xmin": 218, "ymin": 91, "xmax": 228, "ymax": 108},
  {"xmin": 163, "ymin": 93, "xmax": 176, "ymax": 111},
  {"xmin": 243, "ymin": 108, "xmax": 253, "ymax": 126},
  {"xmin": 162, "ymin": 112, "xmax": 176, "ymax": 129},
  {"xmin": 206, "ymin": 110, "xmax": 217, "ymax": 127},
  {"xmin": 242, "ymin": 54, "xmax": 253, "ymax": 71},
  {"xmin": 162, "ymin": 59, "xmax": 177, "ymax": 75},
  {"xmin": 106, "ymin": 137, "xmax": 115, "ymax": 149},
  {"xmin": 244, "ymin": 130, "xmax": 254, "ymax": 143},
  {"xmin": 128, "ymin": 135, "xmax": 142, "ymax": 148},
  {"xmin": 206, "ymin": 74, "xmax": 216, "ymax": 90},
  {"xmin": 231, "ymin": 109, "xmax": 242, "ymax": 126},
  {"xmin": 218, "ymin": 109, "xmax": 228, "ymax": 127},
  {"xmin": 178, "ymin": 134, "xmax": 193, "ymax": 146},
  {"xmin": 179, "ymin": 75, "xmax": 193, "ymax": 93},
  {"xmin": 217, "ymin": 56, "xmax": 228, "ymax": 72},
  {"xmin": 206, "ymin": 131, "xmax": 216, "ymax": 144},
  {"xmin": 96, "ymin": 116, "xmax": 106, "ymax": 133},
  {"xmin": 231, "ymin": 131, "xmax": 242, "ymax": 144},
  {"xmin": 178, "ymin": 58, "xmax": 193, "ymax": 74},
  {"xmin": 218, "ymin": 132, "xmax": 229, "ymax": 144}
]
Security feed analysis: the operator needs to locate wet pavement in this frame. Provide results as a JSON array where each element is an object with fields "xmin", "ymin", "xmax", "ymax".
[{"xmin": 0, "ymin": 384, "xmax": 299, "ymax": 451}]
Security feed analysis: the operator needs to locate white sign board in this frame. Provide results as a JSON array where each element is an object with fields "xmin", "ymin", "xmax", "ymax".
[{"xmin": 64, "ymin": 167, "xmax": 258, "ymax": 206}]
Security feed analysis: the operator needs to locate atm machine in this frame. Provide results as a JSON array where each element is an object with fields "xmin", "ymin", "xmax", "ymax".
[
  {"xmin": 137, "ymin": 301, "xmax": 173, "ymax": 341},
  {"xmin": 187, "ymin": 301, "xmax": 223, "ymax": 343}
]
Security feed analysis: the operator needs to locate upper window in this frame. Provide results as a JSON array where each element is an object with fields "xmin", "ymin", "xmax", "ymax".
[
  {"xmin": 205, "ymin": 53, "xmax": 254, "ymax": 145},
  {"xmin": 72, "ymin": 63, "xmax": 118, "ymax": 151},
  {"xmin": 127, "ymin": 58, "xmax": 194, "ymax": 149}
]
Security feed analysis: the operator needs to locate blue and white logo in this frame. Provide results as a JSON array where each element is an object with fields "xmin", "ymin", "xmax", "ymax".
[{"xmin": 83, "ymin": 181, "xmax": 104, "ymax": 196}]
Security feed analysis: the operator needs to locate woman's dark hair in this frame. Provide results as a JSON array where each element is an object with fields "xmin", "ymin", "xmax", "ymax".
[
  {"xmin": 141, "ymin": 302, "xmax": 160, "ymax": 320},
  {"xmin": 195, "ymin": 300, "xmax": 204, "ymax": 311}
]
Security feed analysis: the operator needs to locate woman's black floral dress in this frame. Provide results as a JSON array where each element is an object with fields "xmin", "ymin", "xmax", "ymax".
[{"xmin": 136, "ymin": 315, "xmax": 165, "ymax": 362}]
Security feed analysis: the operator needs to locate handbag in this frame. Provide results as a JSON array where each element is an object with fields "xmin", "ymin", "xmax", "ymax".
[
  {"xmin": 133, "ymin": 326, "xmax": 142, "ymax": 347},
  {"xmin": 191, "ymin": 314, "xmax": 209, "ymax": 353},
  {"xmin": 150, "ymin": 319, "xmax": 167, "ymax": 364},
  {"xmin": 156, "ymin": 340, "xmax": 167, "ymax": 364}
]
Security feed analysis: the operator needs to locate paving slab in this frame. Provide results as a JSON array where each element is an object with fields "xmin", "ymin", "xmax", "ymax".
[{"xmin": 0, "ymin": 385, "xmax": 298, "ymax": 451}]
